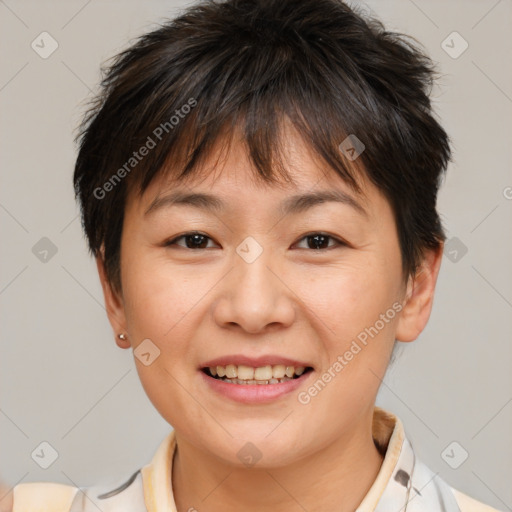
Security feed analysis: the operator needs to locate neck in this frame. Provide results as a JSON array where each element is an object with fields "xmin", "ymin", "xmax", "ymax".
[{"xmin": 172, "ymin": 409, "xmax": 384, "ymax": 512}]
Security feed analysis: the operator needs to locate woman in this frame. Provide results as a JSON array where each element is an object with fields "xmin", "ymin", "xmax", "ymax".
[{"xmin": 10, "ymin": 0, "xmax": 502, "ymax": 510}]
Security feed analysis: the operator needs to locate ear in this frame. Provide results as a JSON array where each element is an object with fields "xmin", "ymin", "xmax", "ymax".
[
  {"xmin": 96, "ymin": 252, "xmax": 130, "ymax": 349},
  {"xmin": 395, "ymin": 243, "xmax": 443, "ymax": 343}
]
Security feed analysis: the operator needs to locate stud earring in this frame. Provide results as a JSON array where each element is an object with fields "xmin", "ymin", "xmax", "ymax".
[{"xmin": 118, "ymin": 333, "xmax": 128, "ymax": 340}]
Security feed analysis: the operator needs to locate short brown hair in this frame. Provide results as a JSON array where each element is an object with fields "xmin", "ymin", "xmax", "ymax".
[{"xmin": 73, "ymin": 0, "xmax": 451, "ymax": 294}]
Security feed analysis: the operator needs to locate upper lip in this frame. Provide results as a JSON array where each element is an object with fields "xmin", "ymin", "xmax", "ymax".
[{"xmin": 200, "ymin": 354, "xmax": 313, "ymax": 369}]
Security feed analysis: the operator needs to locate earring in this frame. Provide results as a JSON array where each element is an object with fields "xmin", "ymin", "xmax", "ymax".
[{"xmin": 118, "ymin": 333, "xmax": 128, "ymax": 340}]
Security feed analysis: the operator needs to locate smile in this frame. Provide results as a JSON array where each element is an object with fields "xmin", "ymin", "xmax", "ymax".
[{"xmin": 202, "ymin": 364, "xmax": 313, "ymax": 385}]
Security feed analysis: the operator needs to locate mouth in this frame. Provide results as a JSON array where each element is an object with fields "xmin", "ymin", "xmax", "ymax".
[{"xmin": 201, "ymin": 364, "xmax": 314, "ymax": 385}]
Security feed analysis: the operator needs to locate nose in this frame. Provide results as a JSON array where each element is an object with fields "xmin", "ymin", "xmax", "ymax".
[{"xmin": 212, "ymin": 245, "xmax": 296, "ymax": 334}]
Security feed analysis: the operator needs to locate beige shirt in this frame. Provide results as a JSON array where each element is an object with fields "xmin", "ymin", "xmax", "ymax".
[{"xmin": 12, "ymin": 407, "xmax": 502, "ymax": 511}]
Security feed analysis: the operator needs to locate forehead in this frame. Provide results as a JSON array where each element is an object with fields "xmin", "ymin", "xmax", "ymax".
[
  {"xmin": 129, "ymin": 127, "xmax": 375, "ymax": 218},
  {"xmin": 125, "ymin": 123, "xmax": 396, "ymax": 230}
]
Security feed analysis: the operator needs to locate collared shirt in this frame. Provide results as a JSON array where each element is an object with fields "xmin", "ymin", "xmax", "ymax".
[{"xmin": 12, "ymin": 407, "xmax": 502, "ymax": 511}]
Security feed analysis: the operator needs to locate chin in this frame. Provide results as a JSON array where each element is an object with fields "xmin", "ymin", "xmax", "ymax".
[{"xmin": 202, "ymin": 427, "xmax": 307, "ymax": 469}]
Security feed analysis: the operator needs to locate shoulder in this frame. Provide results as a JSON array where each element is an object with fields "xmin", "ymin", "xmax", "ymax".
[
  {"xmin": 451, "ymin": 487, "xmax": 504, "ymax": 512},
  {"xmin": 411, "ymin": 458, "xmax": 503, "ymax": 512},
  {"xmin": 366, "ymin": 409, "xmax": 503, "ymax": 512},
  {"xmin": 12, "ymin": 470, "xmax": 146, "ymax": 512},
  {"xmin": 10, "ymin": 431, "xmax": 176, "ymax": 512},
  {"xmin": 12, "ymin": 482, "xmax": 79, "ymax": 511}
]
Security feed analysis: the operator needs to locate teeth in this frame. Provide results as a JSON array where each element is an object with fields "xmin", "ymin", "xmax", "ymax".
[
  {"xmin": 222, "ymin": 377, "xmax": 294, "ymax": 385},
  {"xmin": 237, "ymin": 365, "xmax": 254, "ymax": 380},
  {"xmin": 272, "ymin": 365, "xmax": 286, "ymax": 378},
  {"xmin": 225, "ymin": 364, "xmax": 237, "ymax": 378},
  {"xmin": 254, "ymin": 365, "xmax": 272, "ymax": 380},
  {"xmin": 206, "ymin": 364, "xmax": 309, "ymax": 382}
]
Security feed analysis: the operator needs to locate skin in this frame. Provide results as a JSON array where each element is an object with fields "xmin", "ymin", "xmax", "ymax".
[
  {"xmin": 0, "ymin": 484, "xmax": 12, "ymax": 512},
  {"xmin": 96, "ymin": 124, "xmax": 443, "ymax": 512}
]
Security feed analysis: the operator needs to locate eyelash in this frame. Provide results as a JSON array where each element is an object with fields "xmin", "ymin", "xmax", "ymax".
[{"xmin": 164, "ymin": 231, "xmax": 347, "ymax": 251}]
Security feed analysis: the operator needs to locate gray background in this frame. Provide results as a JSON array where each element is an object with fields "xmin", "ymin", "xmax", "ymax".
[{"xmin": 1, "ymin": 0, "xmax": 511, "ymax": 510}]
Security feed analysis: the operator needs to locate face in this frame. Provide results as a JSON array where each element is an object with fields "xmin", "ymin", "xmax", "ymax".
[{"xmin": 98, "ymin": 126, "xmax": 442, "ymax": 468}]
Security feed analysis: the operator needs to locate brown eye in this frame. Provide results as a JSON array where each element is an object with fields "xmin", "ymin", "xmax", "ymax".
[
  {"xmin": 165, "ymin": 232, "xmax": 216, "ymax": 249},
  {"xmin": 294, "ymin": 233, "xmax": 344, "ymax": 250}
]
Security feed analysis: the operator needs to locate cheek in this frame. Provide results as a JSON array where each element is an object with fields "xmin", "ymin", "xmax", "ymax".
[
  {"xmin": 121, "ymin": 246, "xmax": 197, "ymax": 338},
  {"xmin": 120, "ymin": 251, "xmax": 225, "ymax": 383},
  {"xmin": 293, "ymin": 264, "xmax": 400, "ymax": 420},
  {"xmin": 292, "ymin": 258, "xmax": 401, "ymax": 342},
  {"xmin": 295, "ymin": 263, "xmax": 402, "ymax": 413},
  {"xmin": 120, "ymin": 255, "xmax": 203, "ymax": 423}
]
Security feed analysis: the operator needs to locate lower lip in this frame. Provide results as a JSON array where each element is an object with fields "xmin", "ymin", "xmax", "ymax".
[{"xmin": 199, "ymin": 370, "xmax": 313, "ymax": 404}]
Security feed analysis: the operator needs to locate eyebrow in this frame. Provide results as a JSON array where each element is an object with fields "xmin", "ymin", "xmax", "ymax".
[{"xmin": 144, "ymin": 189, "xmax": 367, "ymax": 217}]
